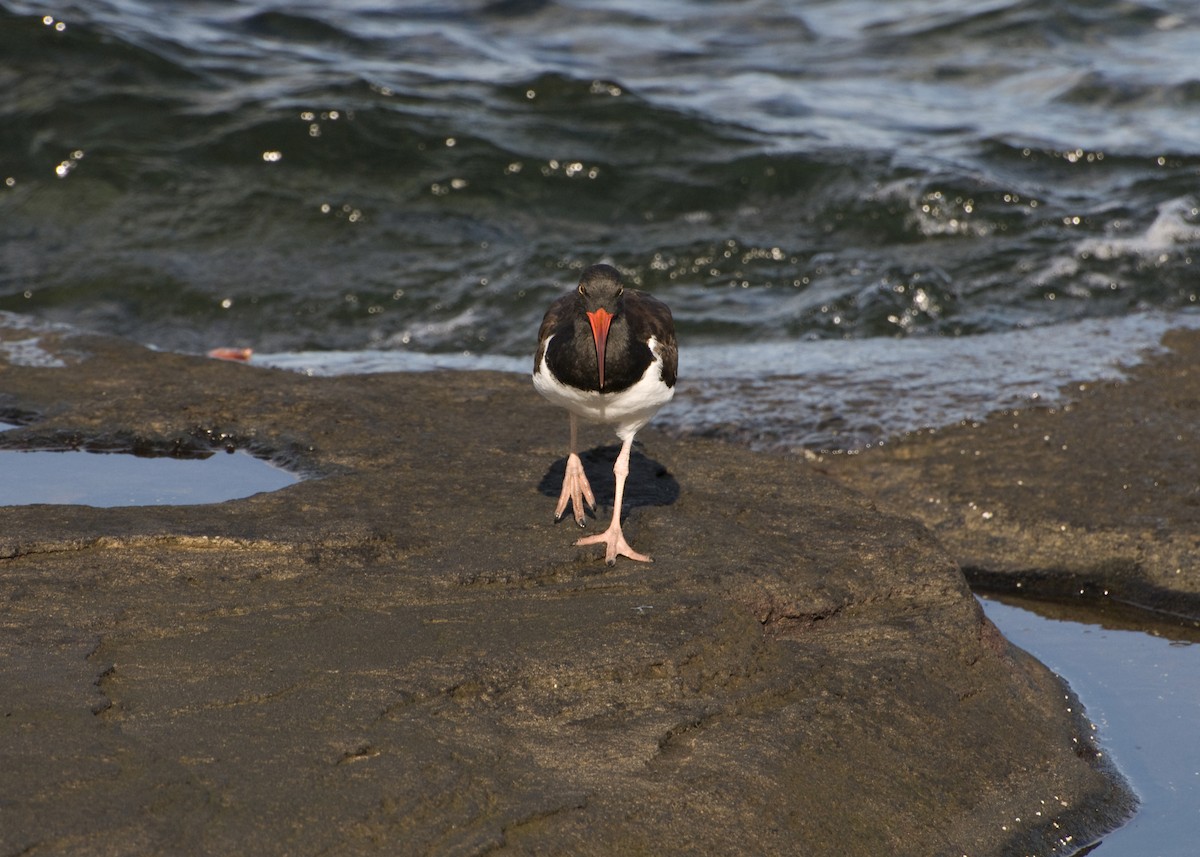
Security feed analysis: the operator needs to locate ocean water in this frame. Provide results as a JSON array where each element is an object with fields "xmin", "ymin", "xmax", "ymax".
[
  {"xmin": 4, "ymin": 5, "xmax": 1200, "ymax": 851},
  {"xmin": 3, "ymin": 0, "xmax": 1200, "ymax": 449}
]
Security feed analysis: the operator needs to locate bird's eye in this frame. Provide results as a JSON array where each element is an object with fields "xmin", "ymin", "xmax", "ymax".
[
  {"xmin": 617, "ymin": 287, "xmax": 624, "ymax": 296},
  {"xmin": 578, "ymin": 285, "xmax": 586, "ymax": 296}
]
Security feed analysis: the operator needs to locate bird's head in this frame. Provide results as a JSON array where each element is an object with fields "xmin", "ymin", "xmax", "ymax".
[{"xmin": 577, "ymin": 264, "xmax": 624, "ymax": 389}]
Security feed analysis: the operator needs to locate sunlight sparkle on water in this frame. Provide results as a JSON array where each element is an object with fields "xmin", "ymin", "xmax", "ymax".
[{"xmin": 54, "ymin": 150, "xmax": 83, "ymax": 178}]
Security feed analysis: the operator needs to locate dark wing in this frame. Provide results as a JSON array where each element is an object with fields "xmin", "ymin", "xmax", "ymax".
[
  {"xmin": 625, "ymin": 289, "xmax": 677, "ymax": 388},
  {"xmin": 533, "ymin": 292, "xmax": 575, "ymax": 374}
]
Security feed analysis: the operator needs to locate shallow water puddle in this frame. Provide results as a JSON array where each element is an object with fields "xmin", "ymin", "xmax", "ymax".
[
  {"xmin": 0, "ymin": 423, "xmax": 298, "ymax": 507},
  {"xmin": 979, "ymin": 595, "xmax": 1200, "ymax": 856}
]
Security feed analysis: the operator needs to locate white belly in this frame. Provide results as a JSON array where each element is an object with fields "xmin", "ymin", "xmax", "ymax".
[{"xmin": 533, "ymin": 335, "xmax": 674, "ymax": 440}]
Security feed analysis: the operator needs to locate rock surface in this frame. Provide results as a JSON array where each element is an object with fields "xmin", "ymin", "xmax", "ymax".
[
  {"xmin": 0, "ymin": 322, "xmax": 1132, "ymax": 856},
  {"xmin": 828, "ymin": 327, "xmax": 1200, "ymax": 624}
]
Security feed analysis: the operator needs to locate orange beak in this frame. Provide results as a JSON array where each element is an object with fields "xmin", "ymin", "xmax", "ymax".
[{"xmin": 586, "ymin": 307, "xmax": 613, "ymax": 389}]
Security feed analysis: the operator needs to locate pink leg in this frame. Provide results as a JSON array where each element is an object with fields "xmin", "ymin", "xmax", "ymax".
[
  {"xmin": 575, "ymin": 434, "xmax": 652, "ymax": 564},
  {"xmin": 554, "ymin": 413, "xmax": 595, "ymax": 526}
]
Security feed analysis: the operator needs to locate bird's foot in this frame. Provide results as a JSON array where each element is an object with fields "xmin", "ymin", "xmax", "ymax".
[
  {"xmin": 554, "ymin": 452, "xmax": 596, "ymax": 526},
  {"xmin": 576, "ymin": 523, "xmax": 652, "ymax": 565}
]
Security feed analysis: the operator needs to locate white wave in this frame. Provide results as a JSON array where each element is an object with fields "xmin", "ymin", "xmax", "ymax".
[{"xmin": 1078, "ymin": 197, "xmax": 1200, "ymax": 261}]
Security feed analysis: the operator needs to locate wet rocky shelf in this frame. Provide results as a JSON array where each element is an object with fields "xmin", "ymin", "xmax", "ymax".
[
  {"xmin": 0, "ymin": 320, "xmax": 1145, "ymax": 856},
  {"xmin": 827, "ymin": 327, "xmax": 1200, "ymax": 627}
]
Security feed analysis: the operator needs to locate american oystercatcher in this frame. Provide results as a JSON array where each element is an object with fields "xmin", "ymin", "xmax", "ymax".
[{"xmin": 533, "ymin": 264, "xmax": 678, "ymax": 564}]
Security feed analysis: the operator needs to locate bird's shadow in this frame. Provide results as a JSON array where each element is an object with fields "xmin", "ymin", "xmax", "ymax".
[{"xmin": 538, "ymin": 443, "xmax": 680, "ymax": 513}]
